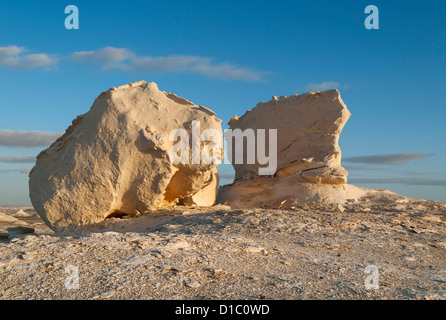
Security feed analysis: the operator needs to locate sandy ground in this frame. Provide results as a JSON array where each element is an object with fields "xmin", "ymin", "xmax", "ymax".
[{"xmin": 0, "ymin": 198, "xmax": 445, "ymax": 300}]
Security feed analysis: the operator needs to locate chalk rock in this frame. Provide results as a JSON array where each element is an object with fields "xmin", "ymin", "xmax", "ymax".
[
  {"xmin": 12, "ymin": 209, "xmax": 33, "ymax": 217},
  {"xmin": 29, "ymin": 81, "xmax": 223, "ymax": 232},
  {"xmin": 227, "ymin": 90, "xmax": 350, "ymax": 182},
  {"xmin": 218, "ymin": 89, "xmax": 362, "ymax": 208},
  {"xmin": 7, "ymin": 226, "xmax": 35, "ymax": 239},
  {"xmin": 0, "ymin": 212, "xmax": 22, "ymax": 224}
]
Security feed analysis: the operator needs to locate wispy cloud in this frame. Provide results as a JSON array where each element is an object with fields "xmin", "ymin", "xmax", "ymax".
[
  {"xmin": 343, "ymin": 164, "xmax": 388, "ymax": 171},
  {"xmin": 70, "ymin": 47, "xmax": 135, "ymax": 70},
  {"xmin": 344, "ymin": 164, "xmax": 443, "ymax": 178},
  {"xmin": 343, "ymin": 153, "xmax": 435, "ymax": 166},
  {"xmin": 217, "ymin": 164, "xmax": 235, "ymax": 182},
  {"xmin": 300, "ymin": 81, "xmax": 349, "ymax": 92},
  {"xmin": 18, "ymin": 167, "xmax": 32, "ymax": 174},
  {"xmin": 218, "ymin": 172, "xmax": 235, "ymax": 180},
  {"xmin": 0, "ymin": 167, "xmax": 33, "ymax": 175},
  {"xmin": 349, "ymin": 177, "xmax": 446, "ymax": 186},
  {"xmin": 1, "ymin": 45, "xmax": 266, "ymax": 81},
  {"xmin": 70, "ymin": 47, "xmax": 266, "ymax": 81},
  {"xmin": 0, "ymin": 155, "xmax": 36, "ymax": 163},
  {"xmin": 0, "ymin": 129, "xmax": 62, "ymax": 148},
  {"xmin": 0, "ymin": 169, "xmax": 17, "ymax": 174},
  {"xmin": 0, "ymin": 45, "xmax": 58, "ymax": 71}
]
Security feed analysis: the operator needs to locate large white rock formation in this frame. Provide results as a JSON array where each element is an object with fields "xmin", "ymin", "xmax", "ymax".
[
  {"xmin": 218, "ymin": 90, "xmax": 369, "ymax": 208},
  {"xmin": 29, "ymin": 81, "xmax": 223, "ymax": 232}
]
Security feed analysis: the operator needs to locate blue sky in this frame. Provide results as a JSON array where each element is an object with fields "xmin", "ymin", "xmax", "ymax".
[{"xmin": 0, "ymin": 0, "xmax": 445, "ymax": 205}]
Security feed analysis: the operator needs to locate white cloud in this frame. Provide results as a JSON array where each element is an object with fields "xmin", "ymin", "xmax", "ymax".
[
  {"xmin": 126, "ymin": 55, "xmax": 203, "ymax": 72},
  {"xmin": 70, "ymin": 47, "xmax": 134, "ymax": 70},
  {"xmin": 343, "ymin": 153, "xmax": 435, "ymax": 166},
  {"xmin": 343, "ymin": 164, "xmax": 388, "ymax": 171},
  {"xmin": 0, "ymin": 129, "xmax": 62, "ymax": 148},
  {"xmin": 0, "ymin": 45, "xmax": 58, "ymax": 70},
  {"xmin": 190, "ymin": 60, "xmax": 264, "ymax": 82},
  {"xmin": 300, "ymin": 81, "xmax": 348, "ymax": 92},
  {"xmin": 1, "ymin": 45, "xmax": 265, "ymax": 80},
  {"xmin": 348, "ymin": 177, "xmax": 446, "ymax": 186},
  {"xmin": 0, "ymin": 167, "xmax": 33, "ymax": 175},
  {"xmin": 0, "ymin": 169, "xmax": 16, "ymax": 174},
  {"xmin": 18, "ymin": 167, "xmax": 33, "ymax": 174},
  {"xmin": 70, "ymin": 47, "xmax": 265, "ymax": 81},
  {"xmin": 0, "ymin": 155, "xmax": 36, "ymax": 163}
]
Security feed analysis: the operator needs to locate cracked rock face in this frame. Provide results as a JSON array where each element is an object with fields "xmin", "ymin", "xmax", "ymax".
[
  {"xmin": 218, "ymin": 90, "xmax": 362, "ymax": 208},
  {"xmin": 29, "ymin": 81, "xmax": 222, "ymax": 232}
]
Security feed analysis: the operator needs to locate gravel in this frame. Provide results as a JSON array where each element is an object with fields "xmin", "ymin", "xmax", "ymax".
[{"xmin": 0, "ymin": 200, "xmax": 445, "ymax": 300}]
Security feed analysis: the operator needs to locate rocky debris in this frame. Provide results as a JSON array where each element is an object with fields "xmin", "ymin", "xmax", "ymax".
[
  {"xmin": 217, "ymin": 89, "xmax": 389, "ymax": 208},
  {"xmin": 29, "ymin": 81, "xmax": 223, "ymax": 232},
  {"xmin": 0, "ymin": 211, "xmax": 39, "ymax": 240},
  {"xmin": 183, "ymin": 279, "xmax": 201, "ymax": 288},
  {"xmin": 0, "ymin": 212, "xmax": 24, "ymax": 224},
  {"xmin": 7, "ymin": 226, "xmax": 35, "ymax": 239},
  {"xmin": 0, "ymin": 201, "xmax": 445, "ymax": 300},
  {"xmin": 12, "ymin": 209, "xmax": 34, "ymax": 218},
  {"xmin": 0, "ymin": 207, "xmax": 38, "ymax": 236},
  {"xmin": 165, "ymin": 239, "xmax": 191, "ymax": 250},
  {"xmin": 92, "ymin": 289, "xmax": 115, "ymax": 299},
  {"xmin": 0, "ymin": 257, "xmax": 18, "ymax": 267},
  {"xmin": 122, "ymin": 255, "xmax": 153, "ymax": 267},
  {"xmin": 245, "ymin": 244, "xmax": 267, "ymax": 254}
]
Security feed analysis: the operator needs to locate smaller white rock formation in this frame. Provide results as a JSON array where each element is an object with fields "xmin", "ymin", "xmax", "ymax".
[
  {"xmin": 217, "ymin": 90, "xmax": 373, "ymax": 208},
  {"xmin": 0, "ymin": 212, "xmax": 22, "ymax": 224},
  {"xmin": 12, "ymin": 209, "xmax": 33, "ymax": 217}
]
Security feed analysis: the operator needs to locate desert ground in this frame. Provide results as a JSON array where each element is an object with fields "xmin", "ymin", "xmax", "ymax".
[{"xmin": 1, "ymin": 194, "xmax": 445, "ymax": 300}]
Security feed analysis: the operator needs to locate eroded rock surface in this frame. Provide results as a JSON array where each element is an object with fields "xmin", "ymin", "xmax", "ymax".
[
  {"xmin": 1, "ymin": 201, "xmax": 445, "ymax": 300},
  {"xmin": 218, "ymin": 90, "xmax": 369, "ymax": 208},
  {"xmin": 228, "ymin": 90, "xmax": 350, "ymax": 182},
  {"xmin": 29, "ymin": 81, "xmax": 222, "ymax": 232}
]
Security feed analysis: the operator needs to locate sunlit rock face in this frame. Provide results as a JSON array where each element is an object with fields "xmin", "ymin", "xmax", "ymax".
[
  {"xmin": 29, "ymin": 81, "xmax": 222, "ymax": 232},
  {"xmin": 218, "ymin": 89, "xmax": 361, "ymax": 208}
]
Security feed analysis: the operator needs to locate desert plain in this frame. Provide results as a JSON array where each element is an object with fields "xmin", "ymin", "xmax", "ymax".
[{"xmin": 1, "ymin": 194, "xmax": 445, "ymax": 300}]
